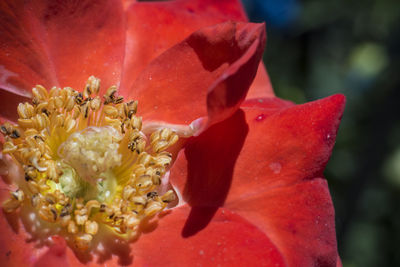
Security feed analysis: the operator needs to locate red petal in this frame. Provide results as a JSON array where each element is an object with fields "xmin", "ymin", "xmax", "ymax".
[
  {"xmin": 121, "ymin": 0, "xmax": 249, "ymax": 91},
  {"xmin": 33, "ymin": 236, "xmax": 69, "ymax": 267},
  {"xmin": 228, "ymin": 94, "xmax": 345, "ymax": 199},
  {"xmin": 227, "ymin": 178, "xmax": 339, "ymax": 266},
  {"xmin": 225, "ymin": 95, "xmax": 345, "ymax": 265},
  {"xmin": 127, "ymin": 21, "xmax": 266, "ymax": 125},
  {"xmin": 131, "ymin": 205, "xmax": 286, "ymax": 266},
  {"xmin": 170, "ymin": 97, "xmax": 294, "ymax": 205},
  {"xmin": 170, "ymin": 95, "xmax": 345, "ymax": 265},
  {"xmin": 0, "ymin": 0, "xmax": 125, "ymax": 96},
  {"xmin": 0, "ymin": 182, "xmax": 43, "ymax": 266}
]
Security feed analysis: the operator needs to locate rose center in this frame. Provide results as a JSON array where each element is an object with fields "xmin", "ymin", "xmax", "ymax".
[
  {"xmin": 57, "ymin": 126, "xmax": 121, "ymax": 201},
  {"xmin": 1, "ymin": 76, "xmax": 178, "ymax": 251}
]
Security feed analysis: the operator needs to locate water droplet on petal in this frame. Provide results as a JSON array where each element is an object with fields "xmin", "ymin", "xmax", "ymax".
[
  {"xmin": 269, "ymin": 162, "xmax": 282, "ymax": 174},
  {"xmin": 255, "ymin": 114, "xmax": 266, "ymax": 122}
]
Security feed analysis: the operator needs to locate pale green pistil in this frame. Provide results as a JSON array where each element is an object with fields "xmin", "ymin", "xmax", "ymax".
[{"xmin": 57, "ymin": 126, "xmax": 121, "ymax": 201}]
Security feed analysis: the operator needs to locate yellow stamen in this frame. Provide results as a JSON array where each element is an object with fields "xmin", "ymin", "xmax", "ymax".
[{"xmin": 1, "ymin": 76, "xmax": 177, "ymax": 250}]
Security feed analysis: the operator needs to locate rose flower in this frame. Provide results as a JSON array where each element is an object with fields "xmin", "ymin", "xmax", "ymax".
[{"xmin": 0, "ymin": 0, "xmax": 344, "ymax": 266}]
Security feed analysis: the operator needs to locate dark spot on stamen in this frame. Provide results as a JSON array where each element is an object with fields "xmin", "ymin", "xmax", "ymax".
[
  {"xmin": 114, "ymin": 96, "xmax": 124, "ymax": 104},
  {"xmin": 85, "ymin": 85, "xmax": 91, "ymax": 95},
  {"xmin": 84, "ymin": 106, "xmax": 89, "ymax": 118},
  {"xmin": 60, "ymin": 204, "xmax": 71, "ymax": 217},
  {"xmin": 60, "ymin": 211, "xmax": 69, "ymax": 217},
  {"xmin": 25, "ymin": 173, "xmax": 32, "ymax": 181},
  {"xmin": 51, "ymin": 208, "xmax": 58, "ymax": 221},
  {"xmin": 34, "ymin": 135, "xmax": 45, "ymax": 142},
  {"xmin": 46, "ymin": 197, "xmax": 55, "ymax": 205},
  {"xmin": 42, "ymin": 109, "xmax": 50, "ymax": 116},
  {"xmin": 147, "ymin": 192, "xmax": 158, "ymax": 199},
  {"xmin": 75, "ymin": 93, "xmax": 84, "ymax": 104},
  {"xmin": 114, "ymin": 216, "xmax": 124, "ymax": 222},
  {"xmin": 0, "ymin": 125, "xmax": 9, "ymax": 135},
  {"xmin": 103, "ymin": 98, "xmax": 111, "ymax": 105},
  {"xmin": 10, "ymin": 130, "xmax": 20, "ymax": 138},
  {"xmin": 127, "ymin": 110, "xmax": 135, "ymax": 119},
  {"xmin": 100, "ymin": 204, "xmax": 106, "ymax": 212},
  {"xmin": 128, "ymin": 142, "xmax": 135, "ymax": 151},
  {"xmin": 11, "ymin": 191, "xmax": 19, "ymax": 200}
]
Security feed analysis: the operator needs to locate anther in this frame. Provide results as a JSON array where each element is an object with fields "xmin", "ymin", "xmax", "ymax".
[
  {"xmin": 11, "ymin": 189, "xmax": 24, "ymax": 202},
  {"xmin": 99, "ymin": 203, "xmax": 106, "ymax": 212},
  {"xmin": 146, "ymin": 191, "xmax": 158, "ymax": 199},
  {"xmin": 85, "ymin": 220, "xmax": 98, "ymax": 235},
  {"xmin": 0, "ymin": 125, "xmax": 8, "ymax": 135},
  {"xmin": 104, "ymin": 86, "xmax": 117, "ymax": 104},
  {"xmin": 161, "ymin": 190, "xmax": 176, "ymax": 203},
  {"xmin": 75, "ymin": 234, "xmax": 93, "ymax": 251},
  {"xmin": 10, "ymin": 129, "xmax": 20, "ymax": 139},
  {"xmin": 60, "ymin": 204, "xmax": 72, "ymax": 217}
]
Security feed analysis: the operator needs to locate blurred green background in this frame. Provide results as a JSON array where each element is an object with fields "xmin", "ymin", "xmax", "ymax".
[{"xmin": 243, "ymin": 0, "xmax": 400, "ymax": 266}]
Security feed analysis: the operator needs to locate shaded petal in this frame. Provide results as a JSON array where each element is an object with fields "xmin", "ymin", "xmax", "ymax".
[
  {"xmin": 225, "ymin": 95, "xmax": 344, "ymax": 265},
  {"xmin": 131, "ymin": 205, "xmax": 286, "ymax": 266},
  {"xmin": 170, "ymin": 97, "xmax": 294, "ymax": 205},
  {"xmin": 128, "ymin": 21, "xmax": 266, "ymax": 126},
  {"xmin": 170, "ymin": 95, "xmax": 344, "ymax": 265},
  {"xmin": 0, "ymin": 90, "xmax": 30, "ymax": 122},
  {"xmin": 0, "ymin": 0, "xmax": 125, "ymax": 98},
  {"xmin": 171, "ymin": 109, "xmax": 249, "ymax": 207}
]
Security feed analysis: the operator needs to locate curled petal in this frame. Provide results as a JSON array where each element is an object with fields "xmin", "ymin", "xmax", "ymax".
[
  {"xmin": 121, "ymin": 0, "xmax": 248, "ymax": 88},
  {"xmin": 128, "ymin": 21, "xmax": 266, "ymax": 127}
]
